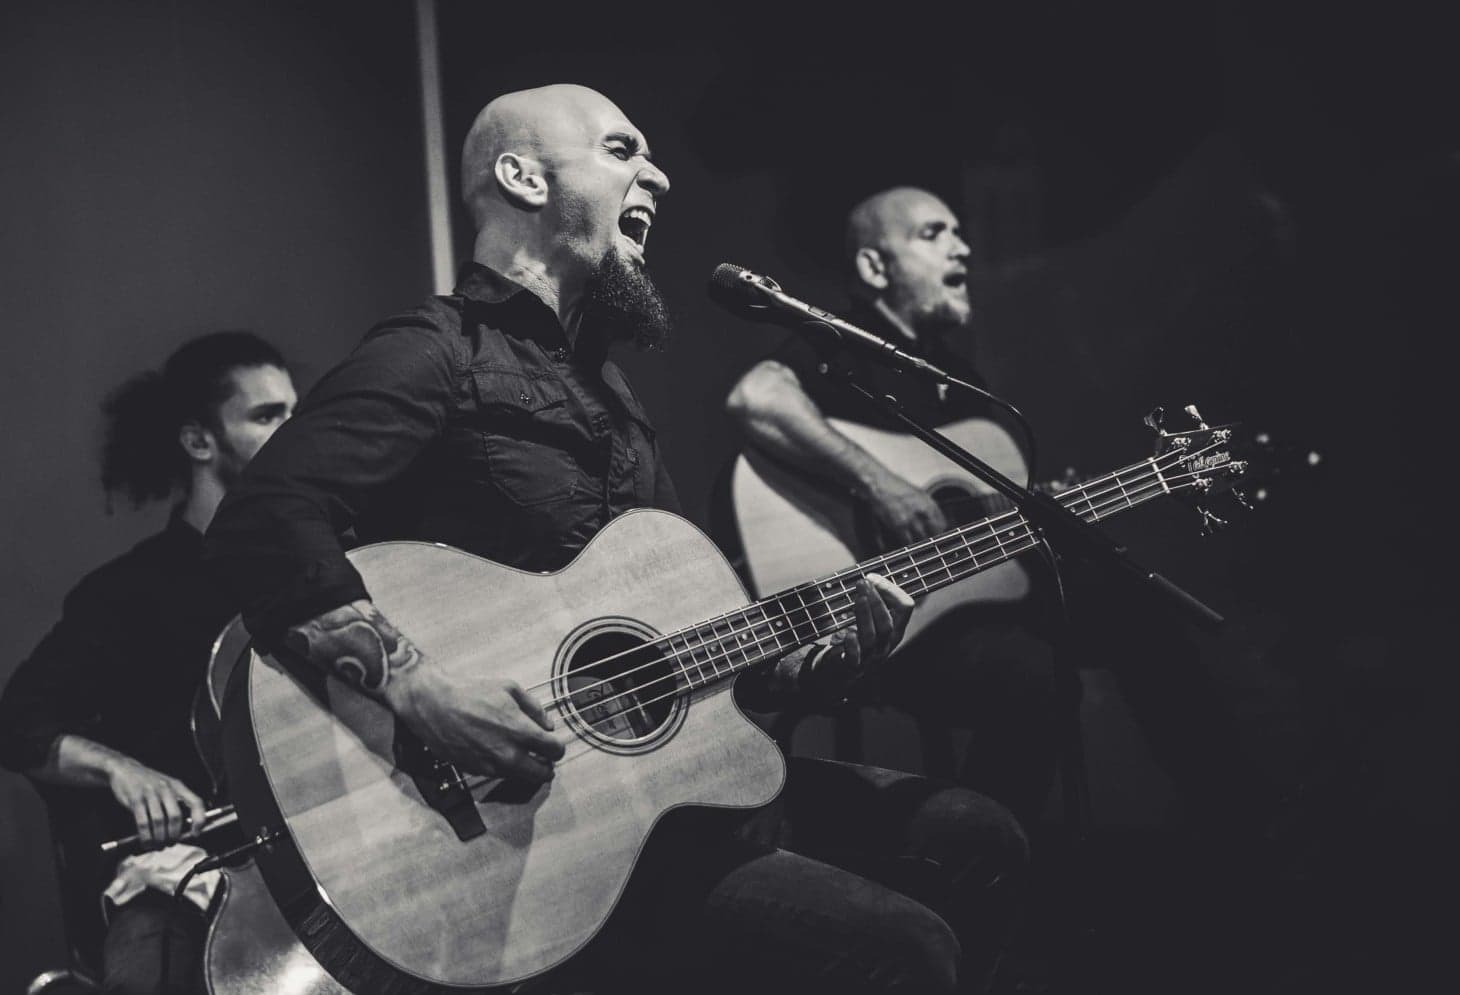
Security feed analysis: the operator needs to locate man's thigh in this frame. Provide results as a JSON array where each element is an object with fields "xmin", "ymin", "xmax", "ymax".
[
  {"xmin": 586, "ymin": 813, "xmax": 962, "ymax": 994},
  {"xmin": 574, "ymin": 760, "xmax": 1025, "ymax": 993},
  {"xmin": 102, "ymin": 890, "xmax": 205, "ymax": 995}
]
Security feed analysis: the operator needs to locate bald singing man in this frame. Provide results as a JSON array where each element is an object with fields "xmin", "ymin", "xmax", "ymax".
[
  {"xmin": 206, "ymin": 88, "xmax": 1026, "ymax": 994},
  {"xmin": 729, "ymin": 186, "xmax": 1264, "ymax": 848},
  {"xmin": 727, "ymin": 187, "xmax": 1062, "ymax": 826}
]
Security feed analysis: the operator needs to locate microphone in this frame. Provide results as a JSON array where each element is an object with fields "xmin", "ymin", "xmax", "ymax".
[{"xmin": 708, "ymin": 263, "xmax": 951, "ymax": 379}]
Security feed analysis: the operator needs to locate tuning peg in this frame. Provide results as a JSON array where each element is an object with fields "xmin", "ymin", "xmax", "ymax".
[
  {"xmin": 1183, "ymin": 404, "xmax": 1209, "ymax": 430},
  {"xmin": 1231, "ymin": 488, "xmax": 1254, "ymax": 511},
  {"xmin": 1143, "ymin": 406, "xmax": 1166, "ymax": 435},
  {"xmin": 1197, "ymin": 506, "xmax": 1228, "ymax": 535}
]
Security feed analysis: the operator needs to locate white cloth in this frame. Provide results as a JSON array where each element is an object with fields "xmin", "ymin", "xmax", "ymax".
[{"xmin": 101, "ymin": 843, "xmax": 220, "ymax": 921}]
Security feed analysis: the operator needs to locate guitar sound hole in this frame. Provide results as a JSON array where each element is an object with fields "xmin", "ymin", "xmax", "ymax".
[
  {"xmin": 854, "ymin": 481, "xmax": 991, "ymax": 551},
  {"xmin": 556, "ymin": 622, "xmax": 686, "ymax": 754},
  {"xmin": 929, "ymin": 481, "xmax": 1001, "ymax": 526}
]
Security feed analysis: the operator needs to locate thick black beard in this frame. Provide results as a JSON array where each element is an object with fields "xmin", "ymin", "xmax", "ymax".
[{"xmin": 581, "ymin": 250, "xmax": 673, "ymax": 351}]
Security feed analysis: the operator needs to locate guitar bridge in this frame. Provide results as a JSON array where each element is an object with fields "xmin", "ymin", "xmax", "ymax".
[{"xmin": 393, "ymin": 723, "xmax": 486, "ymax": 842}]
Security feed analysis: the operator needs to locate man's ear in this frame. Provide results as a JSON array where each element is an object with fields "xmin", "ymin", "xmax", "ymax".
[
  {"xmin": 854, "ymin": 247, "xmax": 889, "ymax": 292},
  {"xmin": 494, "ymin": 152, "xmax": 549, "ymax": 208},
  {"xmin": 179, "ymin": 422, "xmax": 215, "ymax": 465}
]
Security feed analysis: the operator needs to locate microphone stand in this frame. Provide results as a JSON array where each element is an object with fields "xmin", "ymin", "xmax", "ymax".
[{"xmin": 803, "ymin": 339, "xmax": 1226, "ymax": 984}]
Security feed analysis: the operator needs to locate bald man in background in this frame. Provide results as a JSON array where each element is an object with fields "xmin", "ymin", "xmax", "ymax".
[
  {"xmin": 728, "ymin": 185, "xmax": 1264, "ymax": 848},
  {"xmin": 727, "ymin": 187, "xmax": 1063, "ymax": 827},
  {"xmin": 206, "ymin": 88, "xmax": 1027, "ymax": 994}
]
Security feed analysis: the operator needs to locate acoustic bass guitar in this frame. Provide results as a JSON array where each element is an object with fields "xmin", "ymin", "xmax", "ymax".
[{"xmin": 223, "ymin": 416, "xmax": 1248, "ymax": 992}]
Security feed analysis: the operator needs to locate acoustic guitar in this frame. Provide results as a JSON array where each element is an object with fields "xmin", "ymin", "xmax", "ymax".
[
  {"xmin": 731, "ymin": 415, "xmax": 1068, "ymax": 645},
  {"xmin": 223, "ymin": 420, "xmax": 1246, "ymax": 991}
]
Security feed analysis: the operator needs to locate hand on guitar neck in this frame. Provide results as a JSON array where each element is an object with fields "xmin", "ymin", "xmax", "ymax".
[
  {"xmin": 799, "ymin": 574, "xmax": 914, "ymax": 701},
  {"xmin": 284, "ymin": 599, "xmax": 565, "ymax": 783}
]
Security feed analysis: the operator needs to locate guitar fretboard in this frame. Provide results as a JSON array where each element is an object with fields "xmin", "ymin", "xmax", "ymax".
[{"xmin": 655, "ymin": 453, "xmax": 1180, "ymax": 692}]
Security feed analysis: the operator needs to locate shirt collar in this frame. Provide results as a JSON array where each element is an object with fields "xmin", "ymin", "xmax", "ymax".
[
  {"xmin": 166, "ymin": 504, "xmax": 205, "ymax": 544},
  {"xmin": 454, "ymin": 261, "xmax": 537, "ymax": 305},
  {"xmin": 454, "ymin": 262, "xmax": 577, "ymax": 351}
]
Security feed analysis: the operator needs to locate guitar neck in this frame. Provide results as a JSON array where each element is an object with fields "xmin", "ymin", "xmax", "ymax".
[{"xmin": 657, "ymin": 453, "xmax": 1179, "ymax": 692}]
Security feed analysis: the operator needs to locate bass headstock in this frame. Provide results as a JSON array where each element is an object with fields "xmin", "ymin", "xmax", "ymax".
[{"xmin": 1146, "ymin": 404, "xmax": 1250, "ymax": 534}]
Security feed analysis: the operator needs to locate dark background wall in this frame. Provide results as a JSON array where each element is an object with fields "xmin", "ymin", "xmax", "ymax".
[
  {"xmin": 2, "ymin": 0, "xmax": 1452, "ymax": 989},
  {"xmin": 0, "ymin": 1, "xmax": 430, "ymax": 986}
]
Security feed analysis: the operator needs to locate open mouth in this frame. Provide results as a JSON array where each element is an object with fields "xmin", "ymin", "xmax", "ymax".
[
  {"xmin": 942, "ymin": 270, "xmax": 968, "ymax": 289},
  {"xmin": 618, "ymin": 206, "xmax": 653, "ymax": 254}
]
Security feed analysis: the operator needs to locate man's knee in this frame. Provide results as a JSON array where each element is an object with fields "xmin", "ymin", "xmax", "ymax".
[
  {"xmin": 867, "ymin": 897, "xmax": 962, "ymax": 993},
  {"xmin": 918, "ymin": 786, "xmax": 1031, "ymax": 887}
]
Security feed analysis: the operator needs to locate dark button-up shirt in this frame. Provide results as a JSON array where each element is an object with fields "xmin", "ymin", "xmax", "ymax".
[
  {"xmin": 0, "ymin": 513, "xmax": 229, "ymax": 914},
  {"xmin": 0, "ymin": 510, "xmax": 245, "ymax": 945},
  {"xmin": 205, "ymin": 264, "xmax": 680, "ymax": 643},
  {"xmin": 0, "ymin": 513, "xmax": 221, "ymax": 796}
]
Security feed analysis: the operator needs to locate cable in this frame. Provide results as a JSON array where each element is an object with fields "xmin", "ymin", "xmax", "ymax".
[{"xmin": 157, "ymin": 830, "xmax": 276, "ymax": 990}]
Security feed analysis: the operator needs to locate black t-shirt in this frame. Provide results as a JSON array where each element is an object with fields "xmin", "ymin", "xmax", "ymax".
[
  {"xmin": 770, "ymin": 304, "xmax": 1028, "ymax": 465},
  {"xmin": 760, "ymin": 306, "xmax": 1048, "ymax": 634}
]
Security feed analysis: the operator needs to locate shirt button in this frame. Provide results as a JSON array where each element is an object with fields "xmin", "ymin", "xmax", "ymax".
[{"xmin": 519, "ymin": 391, "xmax": 531, "ymax": 403}]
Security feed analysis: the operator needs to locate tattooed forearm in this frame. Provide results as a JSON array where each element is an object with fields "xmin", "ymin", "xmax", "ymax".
[{"xmin": 284, "ymin": 599, "xmax": 424, "ymax": 693}]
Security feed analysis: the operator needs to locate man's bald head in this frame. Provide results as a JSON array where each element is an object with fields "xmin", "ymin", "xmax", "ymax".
[
  {"xmin": 461, "ymin": 84, "xmax": 630, "ymax": 223},
  {"xmin": 844, "ymin": 187, "xmax": 951, "ymax": 272},
  {"xmin": 457, "ymin": 84, "xmax": 672, "ymax": 348},
  {"xmin": 844, "ymin": 186, "xmax": 972, "ymax": 333}
]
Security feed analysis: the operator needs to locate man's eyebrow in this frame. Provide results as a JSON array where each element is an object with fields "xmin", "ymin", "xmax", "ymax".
[
  {"xmin": 607, "ymin": 131, "xmax": 652, "ymax": 160},
  {"xmin": 247, "ymin": 402, "xmax": 289, "ymax": 417}
]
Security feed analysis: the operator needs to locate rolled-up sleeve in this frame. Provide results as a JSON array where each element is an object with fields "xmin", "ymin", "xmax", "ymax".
[{"xmin": 203, "ymin": 311, "xmax": 462, "ymax": 644}]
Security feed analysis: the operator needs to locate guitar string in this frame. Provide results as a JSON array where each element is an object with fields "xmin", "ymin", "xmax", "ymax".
[
  {"xmin": 516, "ymin": 442, "xmax": 1210, "ymax": 704},
  {"xmin": 530, "ymin": 466, "xmax": 1206, "ymax": 724},
  {"xmin": 517, "ymin": 441, "xmax": 1227, "ymax": 711},
  {"xmin": 521, "ymin": 450, "xmax": 1216, "ymax": 717},
  {"xmin": 445, "ymin": 464, "xmax": 1224, "ymax": 792},
  {"xmin": 518, "ymin": 458, "xmax": 1165, "ymax": 707},
  {"xmin": 516, "ymin": 462, "xmax": 1222, "ymax": 737}
]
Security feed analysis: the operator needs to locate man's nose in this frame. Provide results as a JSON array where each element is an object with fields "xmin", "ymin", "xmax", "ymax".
[
  {"xmin": 637, "ymin": 161, "xmax": 670, "ymax": 196},
  {"xmin": 950, "ymin": 235, "xmax": 970, "ymax": 261}
]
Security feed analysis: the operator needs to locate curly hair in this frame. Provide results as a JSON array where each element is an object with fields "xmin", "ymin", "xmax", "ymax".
[{"xmin": 100, "ymin": 331, "xmax": 287, "ymax": 508}]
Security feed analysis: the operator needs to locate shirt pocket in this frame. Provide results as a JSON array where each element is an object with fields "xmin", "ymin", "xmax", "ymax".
[{"xmin": 471, "ymin": 370, "xmax": 584, "ymax": 508}]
